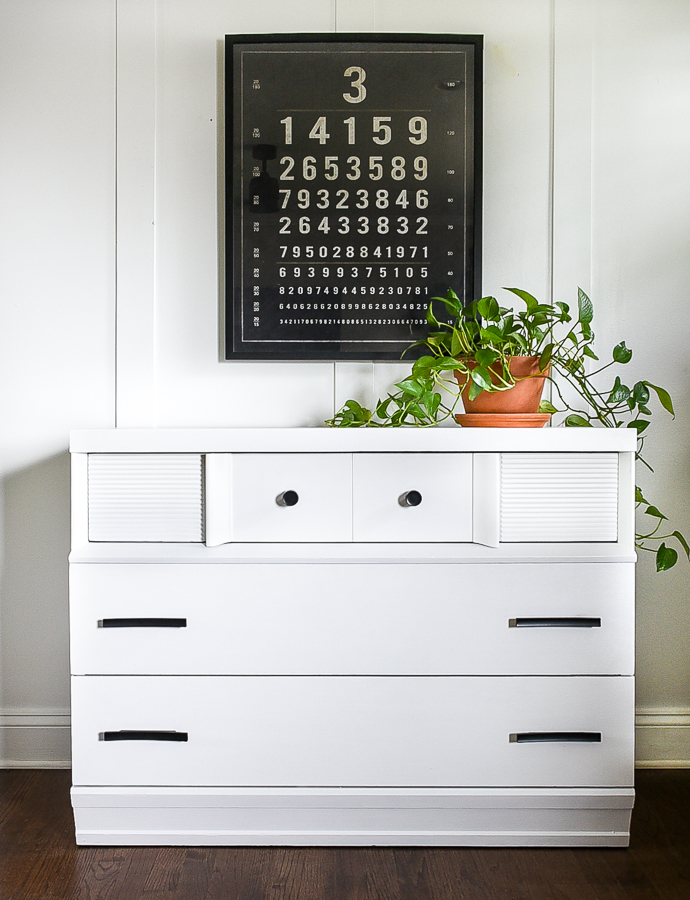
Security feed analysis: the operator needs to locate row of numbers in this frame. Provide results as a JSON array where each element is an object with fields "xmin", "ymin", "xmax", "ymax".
[
  {"xmin": 278, "ymin": 266, "xmax": 428, "ymax": 278},
  {"xmin": 279, "ymin": 301, "xmax": 428, "ymax": 309},
  {"xmin": 279, "ymin": 286, "xmax": 427, "ymax": 296},
  {"xmin": 280, "ymin": 155, "xmax": 428, "ymax": 181},
  {"xmin": 279, "ymin": 244, "xmax": 428, "ymax": 259},
  {"xmin": 280, "ymin": 115, "xmax": 427, "ymax": 145},
  {"xmin": 278, "ymin": 188, "xmax": 428, "ymax": 210},
  {"xmin": 278, "ymin": 318, "xmax": 426, "ymax": 326},
  {"xmin": 278, "ymin": 215, "xmax": 428, "ymax": 235}
]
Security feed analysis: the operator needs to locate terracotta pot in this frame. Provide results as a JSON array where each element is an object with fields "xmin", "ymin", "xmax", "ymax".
[{"xmin": 455, "ymin": 356, "xmax": 549, "ymax": 414}]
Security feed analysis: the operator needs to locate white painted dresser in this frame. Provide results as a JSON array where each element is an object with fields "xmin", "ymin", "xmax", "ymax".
[{"xmin": 69, "ymin": 427, "xmax": 636, "ymax": 846}]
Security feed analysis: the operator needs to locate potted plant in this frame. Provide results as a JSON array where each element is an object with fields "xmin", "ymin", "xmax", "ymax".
[{"xmin": 326, "ymin": 287, "xmax": 688, "ymax": 571}]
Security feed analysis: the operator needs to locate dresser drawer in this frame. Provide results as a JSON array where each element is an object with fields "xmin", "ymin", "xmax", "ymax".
[
  {"xmin": 71, "ymin": 675, "xmax": 634, "ymax": 789},
  {"xmin": 69, "ymin": 563, "xmax": 634, "ymax": 676},
  {"xmin": 230, "ymin": 453, "xmax": 352, "ymax": 542},
  {"xmin": 352, "ymin": 453, "xmax": 472, "ymax": 542}
]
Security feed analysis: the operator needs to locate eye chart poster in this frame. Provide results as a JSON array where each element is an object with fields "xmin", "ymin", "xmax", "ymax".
[{"xmin": 225, "ymin": 34, "xmax": 482, "ymax": 360}]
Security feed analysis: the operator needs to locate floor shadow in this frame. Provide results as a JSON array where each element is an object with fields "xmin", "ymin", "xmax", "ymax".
[{"xmin": 0, "ymin": 452, "xmax": 72, "ymax": 739}]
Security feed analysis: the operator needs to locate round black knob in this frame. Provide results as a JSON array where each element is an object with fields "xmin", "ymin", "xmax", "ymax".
[
  {"xmin": 399, "ymin": 490, "xmax": 422, "ymax": 508},
  {"xmin": 276, "ymin": 490, "xmax": 299, "ymax": 507}
]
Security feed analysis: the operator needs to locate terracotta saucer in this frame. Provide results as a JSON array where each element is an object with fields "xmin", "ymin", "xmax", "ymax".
[{"xmin": 454, "ymin": 413, "xmax": 552, "ymax": 428}]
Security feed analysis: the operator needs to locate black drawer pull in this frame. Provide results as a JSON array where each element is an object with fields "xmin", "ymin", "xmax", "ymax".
[
  {"xmin": 101, "ymin": 730, "xmax": 188, "ymax": 742},
  {"xmin": 99, "ymin": 618, "xmax": 187, "ymax": 629},
  {"xmin": 276, "ymin": 490, "xmax": 299, "ymax": 507},
  {"xmin": 509, "ymin": 617, "xmax": 601, "ymax": 629},
  {"xmin": 510, "ymin": 731, "xmax": 602, "ymax": 744},
  {"xmin": 399, "ymin": 490, "xmax": 422, "ymax": 507}
]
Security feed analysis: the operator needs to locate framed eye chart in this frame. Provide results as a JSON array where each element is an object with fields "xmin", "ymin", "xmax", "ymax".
[{"xmin": 224, "ymin": 33, "xmax": 483, "ymax": 360}]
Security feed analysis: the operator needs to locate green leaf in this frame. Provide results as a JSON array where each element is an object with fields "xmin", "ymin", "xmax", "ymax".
[
  {"xmin": 450, "ymin": 330, "xmax": 465, "ymax": 358},
  {"xmin": 439, "ymin": 289, "xmax": 462, "ymax": 318},
  {"xmin": 477, "ymin": 295, "xmax": 500, "ymax": 321},
  {"xmin": 503, "ymin": 287, "xmax": 539, "ymax": 312},
  {"xmin": 565, "ymin": 414, "xmax": 592, "ymax": 427},
  {"xmin": 613, "ymin": 341, "xmax": 633, "ymax": 364},
  {"xmin": 435, "ymin": 355, "xmax": 463, "ymax": 370},
  {"xmin": 583, "ymin": 345, "xmax": 599, "ymax": 360},
  {"xmin": 470, "ymin": 366, "xmax": 495, "ymax": 392},
  {"xmin": 577, "ymin": 288, "xmax": 594, "ymax": 324},
  {"xmin": 608, "ymin": 376, "xmax": 630, "ymax": 404},
  {"xmin": 467, "ymin": 380, "xmax": 485, "ymax": 401},
  {"xmin": 411, "ymin": 355, "xmax": 436, "ymax": 373},
  {"xmin": 628, "ymin": 419, "xmax": 650, "ymax": 434},
  {"xmin": 631, "ymin": 382, "xmax": 648, "ymax": 403},
  {"xmin": 422, "ymin": 391, "xmax": 442, "ymax": 418},
  {"xmin": 539, "ymin": 400, "xmax": 558, "ymax": 414},
  {"xmin": 395, "ymin": 378, "xmax": 424, "ymax": 398},
  {"xmin": 425, "ymin": 304, "xmax": 440, "ymax": 328},
  {"xmin": 475, "ymin": 347, "xmax": 499, "ymax": 368},
  {"xmin": 645, "ymin": 382, "xmax": 675, "ymax": 416},
  {"xmin": 645, "ymin": 505, "xmax": 667, "ymax": 520},
  {"xmin": 538, "ymin": 343, "xmax": 554, "ymax": 371},
  {"xmin": 656, "ymin": 543, "xmax": 678, "ymax": 572},
  {"xmin": 672, "ymin": 530, "xmax": 690, "ymax": 559},
  {"xmin": 635, "ymin": 487, "xmax": 646, "ymax": 503}
]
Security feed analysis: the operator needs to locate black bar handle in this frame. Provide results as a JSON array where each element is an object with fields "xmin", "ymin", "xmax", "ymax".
[
  {"xmin": 99, "ymin": 618, "xmax": 187, "ymax": 629},
  {"xmin": 101, "ymin": 730, "xmax": 188, "ymax": 742},
  {"xmin": 509, "ymin": 617, "xmax": 601, "ymax": 629},
  {"xmin": 510, "ymin": 731, "xmax": 602, "ymax": 744}
]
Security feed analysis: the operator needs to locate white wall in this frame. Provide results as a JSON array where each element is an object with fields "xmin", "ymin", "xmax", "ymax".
[
  {"xmin": 0, "ymin": 0, "xmax": 115, "ymax": 764},
  {"xmin": 1, "ymin": 0, "xmax": 689, "ymax": 765}
]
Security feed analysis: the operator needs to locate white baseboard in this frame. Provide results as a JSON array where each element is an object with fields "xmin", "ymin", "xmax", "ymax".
[
  {"xmin": 0, "ymin": 710, "xmax": 71, "ymax": 768},
  {"xmin": 635, "ymin": 708, "xmax": 690, "ymax": 768},
  {"xmin": 2, "ymin": 708, "xmax": 689, "ymax": 770}
]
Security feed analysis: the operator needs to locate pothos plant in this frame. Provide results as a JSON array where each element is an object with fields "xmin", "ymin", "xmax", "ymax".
[{"xmin": 326, "ymin": 287, "xmax": 688, "ymax": 572}]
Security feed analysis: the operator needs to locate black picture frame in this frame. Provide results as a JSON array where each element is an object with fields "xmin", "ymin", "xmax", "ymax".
[{"xmin": 224, "ymin": 32, "xmax": 483, "ymax": 360}]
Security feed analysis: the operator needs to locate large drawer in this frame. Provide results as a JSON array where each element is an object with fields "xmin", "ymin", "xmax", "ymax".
[
  {"xmin": 69, "ymin": 563, "xmax": 634, "ymax": 676},
  {"xmin": 70, "ymin": 675, "xmax": 634, "ymax": 788}
]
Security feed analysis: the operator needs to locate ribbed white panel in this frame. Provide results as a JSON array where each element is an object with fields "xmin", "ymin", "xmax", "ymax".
[
  {"xmin": 88, "ymin": 455, "xmax": 203, "ymax": 542},
  {"xmin": 500, "ymin": 453, "xmax": 618, "ymax": 543}
]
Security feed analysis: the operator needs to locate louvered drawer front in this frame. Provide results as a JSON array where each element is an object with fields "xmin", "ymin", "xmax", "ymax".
[
  {"xmin": 500, "ymin": 453, "xmax": 619, "ymax": 542},
  {"xmin": 70, "ymin": 675, "xmax": 634, "ymax": 788},
  {"xmin": 69, "ymin": 562, "xmax": 634, "ymax": 676},
  {"xmin": 88, "ymin": 454, "xmax": 203, "ymax": 542}
]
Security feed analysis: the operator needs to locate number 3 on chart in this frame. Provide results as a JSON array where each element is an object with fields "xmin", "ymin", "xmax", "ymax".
[{"xmin": 343, "ymin": 67, "xmax": 366, "ymax": 104}]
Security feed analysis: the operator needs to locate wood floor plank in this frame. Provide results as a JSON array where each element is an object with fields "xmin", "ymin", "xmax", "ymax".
[{"xmin": 2, "ymin": 770, "xmax": 690, "ymax": 900}]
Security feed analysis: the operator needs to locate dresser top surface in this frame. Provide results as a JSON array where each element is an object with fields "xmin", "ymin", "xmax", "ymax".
[{"xmin": 70, "ymin": 427, "xmax": 636, "ymax": 454}]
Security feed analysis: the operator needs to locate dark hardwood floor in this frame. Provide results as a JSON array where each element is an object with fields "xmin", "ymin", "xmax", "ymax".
[{"xmin": 2, "ymin": 769, "xmax": 690, "ymax": 900}]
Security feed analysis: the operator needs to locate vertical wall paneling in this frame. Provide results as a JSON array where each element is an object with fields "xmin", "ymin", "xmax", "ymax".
[
  {"xmin": 115, "ymin": 0, "xmax": 157, "ymax": 426},
  {"xmin": 145, "ymin": 1, "xmax": 337, "ymax": 427},
  {"xmin": 590, "ymin": 1, "xmax": 690, "ymax": 716},
  {"xmin": 552, "ymin": 0, "xmax": 593, "ymax": 305}
]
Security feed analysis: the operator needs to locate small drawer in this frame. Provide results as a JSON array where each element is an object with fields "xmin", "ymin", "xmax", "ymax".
[
  {"xmin": 352, "ymin": 453, "xmax": 472, "ymax": 542},
  {"xmin": 230, "ymin": 453, "xmax": 352, "ymax": 542},
  {"xmin": 69, "ymin": 562, "xmax": 634, "ymax": 676},
  {"xmin": 70, "ymin": 675, "xmax": 634, "ymax": 788}
]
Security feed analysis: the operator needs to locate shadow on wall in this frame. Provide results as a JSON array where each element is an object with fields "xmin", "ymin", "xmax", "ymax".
[{"xmin": 0, "ymin": 453, "xmax": 71, "ymax": 723}]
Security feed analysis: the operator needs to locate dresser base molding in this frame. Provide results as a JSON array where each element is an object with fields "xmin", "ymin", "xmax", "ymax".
[{"xmin": 71, "ymin": 787, "xmax": 634, "ymax": 847}]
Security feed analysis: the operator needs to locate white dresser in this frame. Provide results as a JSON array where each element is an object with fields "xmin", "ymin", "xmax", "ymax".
[{"xmin": 69, "ymin": 427, "xmax": 636, "ymax": 846}]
